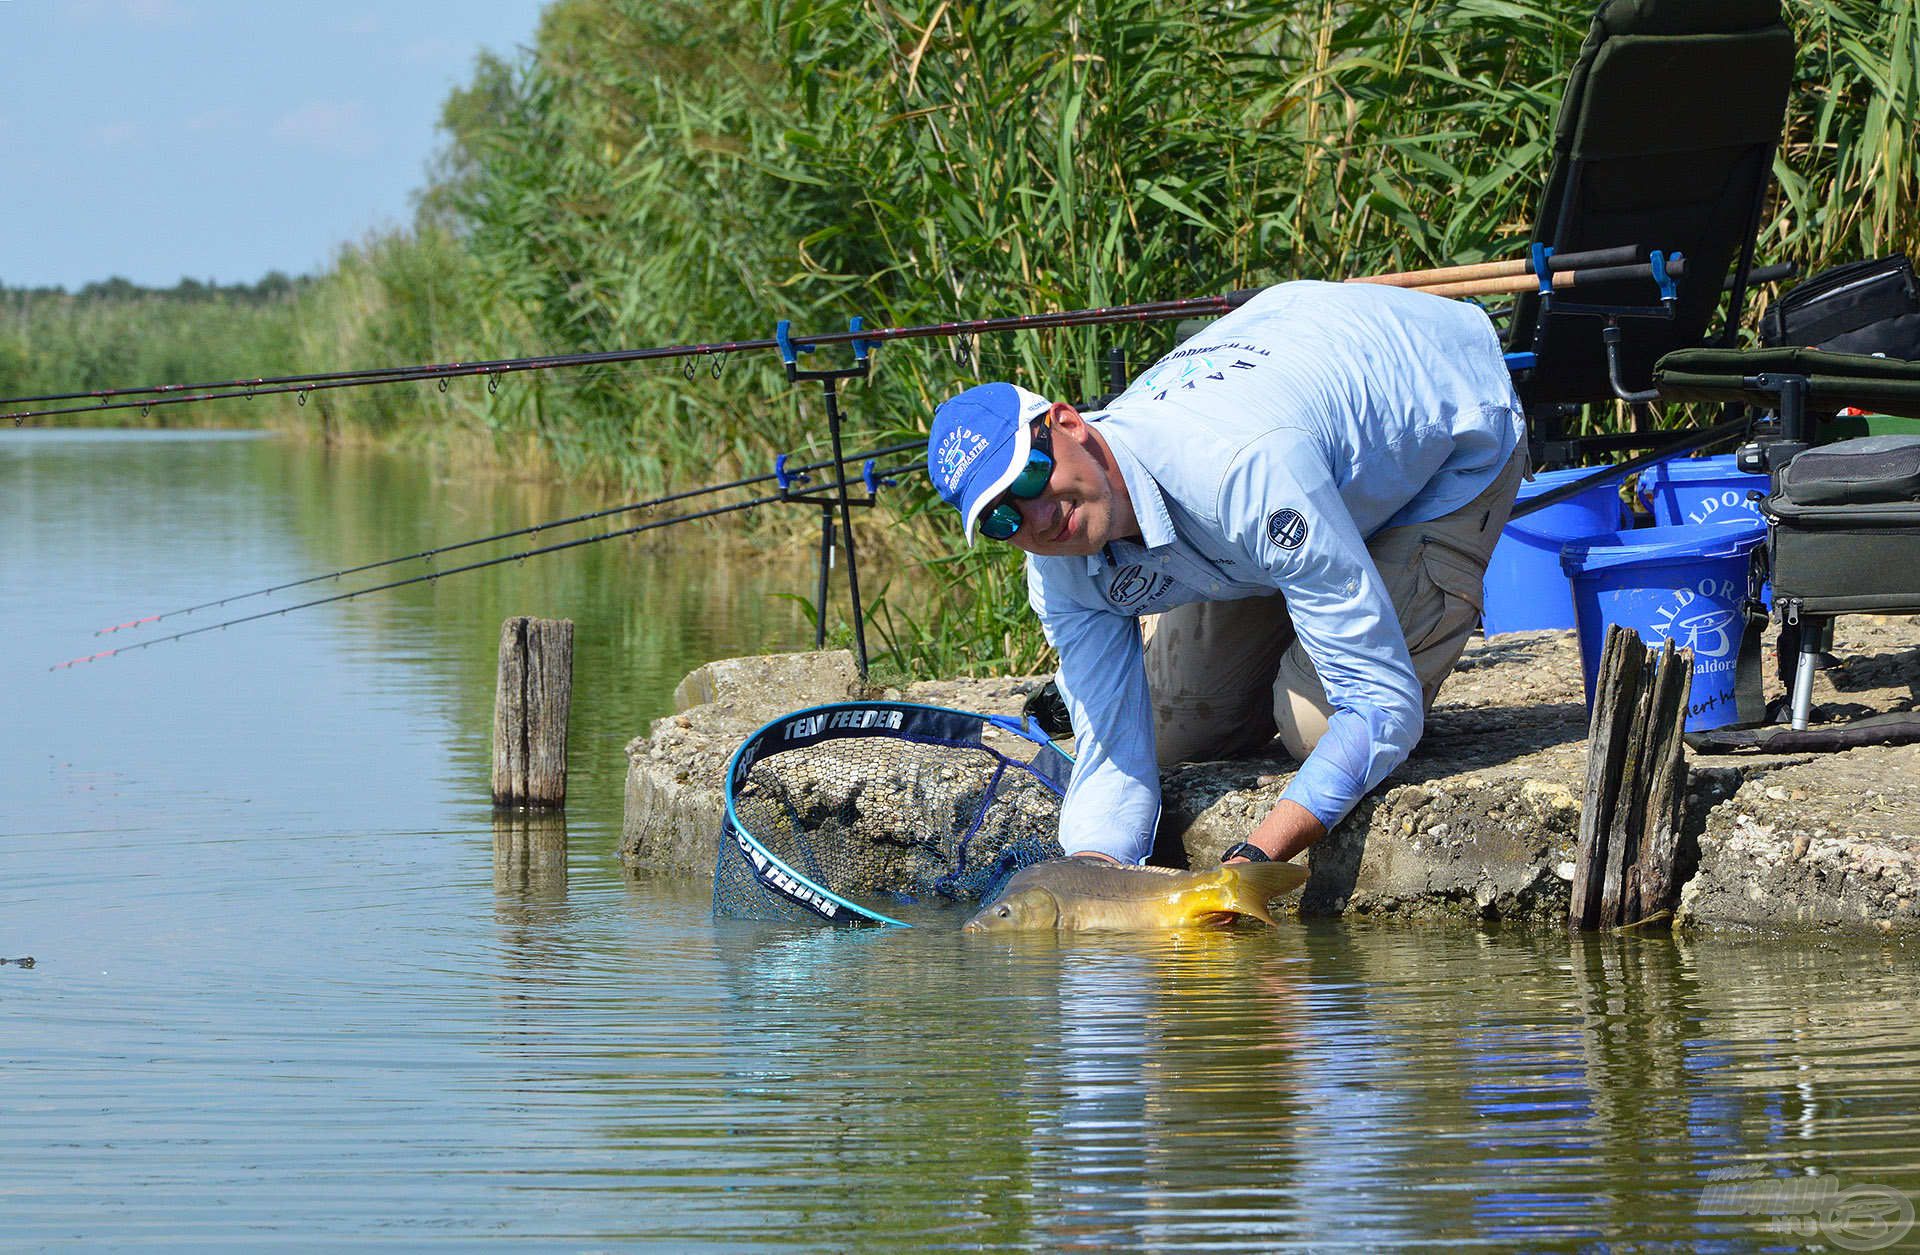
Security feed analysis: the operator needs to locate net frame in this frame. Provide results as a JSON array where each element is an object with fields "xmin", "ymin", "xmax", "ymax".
[{"xmin": 717, "ymin": 701, "xmax": 1070, "ymax": 928}]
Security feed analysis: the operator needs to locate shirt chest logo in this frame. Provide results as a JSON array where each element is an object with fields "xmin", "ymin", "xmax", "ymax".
[
  {"xmin": 1107, "ymin": 564, "xmax": 1176, "ymax": 610},
  {"xmin": 1266, "ymin": 508, "xmax": 1309, "ymax": 550}
]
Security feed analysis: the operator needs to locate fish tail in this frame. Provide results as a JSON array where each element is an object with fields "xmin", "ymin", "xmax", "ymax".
[{"xmin": 1219, "ymin": 861, "xmax": 1308, "ymax": 924}]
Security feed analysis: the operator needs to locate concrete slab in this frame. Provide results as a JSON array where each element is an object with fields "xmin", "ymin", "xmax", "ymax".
[{"xmin": 622, "ymin": 616, "xmax": 1920, "ymax": 933}]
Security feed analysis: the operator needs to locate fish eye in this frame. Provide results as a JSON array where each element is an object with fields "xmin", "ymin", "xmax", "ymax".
[{"xmin": 996, "ymin": 905, "xmax": 1011, "ymax": 917}]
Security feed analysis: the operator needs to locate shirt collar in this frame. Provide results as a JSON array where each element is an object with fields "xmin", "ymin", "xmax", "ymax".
[{"xmin": 1087, "ymin": 418, "xmax": 1176, "ymax": 572}]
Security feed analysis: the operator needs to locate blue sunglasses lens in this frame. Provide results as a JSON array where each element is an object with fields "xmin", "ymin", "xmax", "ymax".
[
  {"xmin": 1005, "ymin": 449, "xmax": 1054, "ymax": 500},
  {"xmin": 977, "ymin": 446, "xmax": 1054, "ymax": 541},
  {"xmin": 979, "ymin": 502, "xmax": 1024, "ymax": 541}
]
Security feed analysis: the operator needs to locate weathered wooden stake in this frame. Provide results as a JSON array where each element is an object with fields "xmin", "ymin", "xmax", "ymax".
[
  {"xmin": 492, "ymin": 616, "xmax": 573, "ymax": 808},
  {"xmin": 1571, "ymin": 626, "xmax": 1694, "ymax": 931},
  {"xmin": 1574, "ymin": 626, "xmax": 1637, "ymax": 930},
  {"xmin": 1630, "ymin": 643, "xmax": 1693, "ymax": 921}
]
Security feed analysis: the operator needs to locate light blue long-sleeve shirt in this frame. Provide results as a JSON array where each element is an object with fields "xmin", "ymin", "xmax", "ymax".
[{"xmin": 1028, "ymin": 281, "xmax": 1524, "ymax": 862}]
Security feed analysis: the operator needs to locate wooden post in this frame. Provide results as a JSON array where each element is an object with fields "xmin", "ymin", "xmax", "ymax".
[
  {"xmin": 1599, "ymin": 649, "xmax": 1658, "ymax": 927},
  {"xmin": 1573, "ymin": 626, "xmax": 1640, "ymax": 930},
  {"xmin": 1630, "ymin": 642, "xmax": 1693, "ymax": 921},
  {"xmin": 492, "ymin": 616, "xmax": 573, "ymax": 808},
  {"xmin": 1571, "ymin": 627, "xmax": 1694, "ymax": 930}
]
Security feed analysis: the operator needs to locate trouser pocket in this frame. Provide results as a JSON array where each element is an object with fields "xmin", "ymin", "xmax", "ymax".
[
  {"xmin": 1420, "ymin": 528, "xmax": 1487, "ymax": 615},
  {"xmin": 1401, "ymin": 533, "xmax": 1489, "ymax": 691}
]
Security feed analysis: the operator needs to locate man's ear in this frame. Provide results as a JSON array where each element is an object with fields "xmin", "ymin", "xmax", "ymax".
[{"xmin": 1049, "ymin": 401, "xmax": 1084, "ymax": 438}]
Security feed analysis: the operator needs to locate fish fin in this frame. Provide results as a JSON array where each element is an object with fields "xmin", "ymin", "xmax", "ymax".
[
  {"xmin": 1193, "ymin": 911, "xmax": 1240, "ymax": 929},
  {"xmin": 1220, "ymin": 861, "xmax": 1308, "ymax": 925}
]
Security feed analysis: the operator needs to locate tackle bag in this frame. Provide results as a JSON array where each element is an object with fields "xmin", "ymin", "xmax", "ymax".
[
  {"xmin": 1688, "ymin": 435, "xmax": 1920, "ymax": 752},
  {"xmin": 1759, "ymin": 253, "xmax": 1920, "ymax": 359},
  {"xmin": 1765, "ymin": 435, "xmax": 1920, "ymax": 614}
]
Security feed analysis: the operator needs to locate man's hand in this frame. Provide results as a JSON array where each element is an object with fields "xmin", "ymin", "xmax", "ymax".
[{"xmin": 1224, "ymin": 799, "xmax": 1325, "ymax": 863}]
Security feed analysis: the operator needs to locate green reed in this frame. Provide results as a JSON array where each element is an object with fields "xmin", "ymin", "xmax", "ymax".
[
  {"xmin": 0, "ymin": 280, "xmax": 305, "ymax": 423},
  {"xmin": 12, "ymin": 0, "xmax": 1917, "ymax": 675}
]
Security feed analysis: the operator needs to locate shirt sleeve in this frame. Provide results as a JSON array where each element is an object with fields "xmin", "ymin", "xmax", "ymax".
[
  {"xmin": 1219, "ymin": 436, "xmax": 1424, "ymax": 830},
  {"xmin": 1027, "ymin": 562, "xmax": 1161, "ymax": 864}
]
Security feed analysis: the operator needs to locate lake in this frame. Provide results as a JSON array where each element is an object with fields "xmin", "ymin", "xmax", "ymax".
[{"xmin": 5, "ymin": 430, "xmax": 1919, "ymax": 1249}]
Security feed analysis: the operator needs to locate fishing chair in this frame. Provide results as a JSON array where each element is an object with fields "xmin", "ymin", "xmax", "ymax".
[
  {"xmin": 1650, "ymin": 348, "xmax": 1920, "ymax": 750},
  {"xmin": 1505, "ymin": 0, "xmax": 1795, "ymax": 467}
]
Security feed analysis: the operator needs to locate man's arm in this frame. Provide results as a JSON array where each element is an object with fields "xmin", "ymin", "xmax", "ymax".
[
  {"xmin": 1221, "ymin": 438, "xmax": 1425, "ymax": 845},
  {"xmin": 1242, "ymin": 798, "xmax": 1327, "ymax": 861},
  {"xmin": 1029, "ymin": 565, "xmax": 1162, "ymax": 864}
]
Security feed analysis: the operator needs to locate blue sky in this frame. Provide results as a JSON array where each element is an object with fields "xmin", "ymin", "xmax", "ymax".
[{"xmin": 1, "ymin": 0, "xmax": 548, "ymax": 290}]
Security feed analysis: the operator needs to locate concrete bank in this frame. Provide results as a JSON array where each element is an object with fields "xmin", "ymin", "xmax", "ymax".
[{"xmin": 621, "ymin": 616, "xmax": 1920, "ymax": 933}]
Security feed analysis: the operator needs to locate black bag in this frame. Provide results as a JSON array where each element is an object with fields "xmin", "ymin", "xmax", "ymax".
[
  {"xmin": 1760, "ymin": 253, "xmax": 1920, "ymax": 359},
  {"xmin": 1689, "ymin": 436, "xmax": 1920, "ymax": 752},
  {"xmin": 1766, "ymin": 436, "xmax": 1920, "ymax": 614}
]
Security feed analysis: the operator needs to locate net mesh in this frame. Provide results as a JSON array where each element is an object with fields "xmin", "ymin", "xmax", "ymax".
[{"xmin": 713, "ymin": 705, "xmax": 1066, "ymax": 925}]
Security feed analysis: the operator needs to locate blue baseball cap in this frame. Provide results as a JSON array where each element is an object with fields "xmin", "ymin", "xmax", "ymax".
[{"xmin": 928, "ymin": 382, "xmax": 1054, "ymax": 544}]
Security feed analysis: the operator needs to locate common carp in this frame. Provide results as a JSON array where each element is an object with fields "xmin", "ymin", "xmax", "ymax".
[{"xmin": 962, "ymin": 858, "xmax": 1307, "ymax": 933}]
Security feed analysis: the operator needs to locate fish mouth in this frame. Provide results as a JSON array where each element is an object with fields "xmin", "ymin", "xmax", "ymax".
[
  {"xmin": 960, "ymin": 904, "xmax": 997, "ymax": 932},
  {"xmin": 961, "ymin": 908, "xmax": 1007, "ymax": 933}
]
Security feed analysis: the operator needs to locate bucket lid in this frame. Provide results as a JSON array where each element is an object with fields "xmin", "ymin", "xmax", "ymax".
[
  {"xmin": 1559, "ymin": 516, "xmax": 1766, "ymax": 577},
  {"xmin": 1517, "ymin": 463, "xmax": 1625, "ymax": 500},
  {"xmin": 1635, "ymin": 453, "xmax": 1761, "ymax": 487}
]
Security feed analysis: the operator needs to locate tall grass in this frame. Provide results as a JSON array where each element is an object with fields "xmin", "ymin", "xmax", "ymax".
[
  {"xmin": 752, "ymin": 0, "xmax": 1589, "ymax": 674},
  {"xmin": 0, "ymin": 279, "xmax": 306, "ymax": 422},
  {"xmin": 1772, "ymin": 0, "xmax": 1920, "ymax": 265},
  {"xmin": 12, "ymin": 0, "xmax": 1918, "ymax": 675},
  {"xmin": 283, "ymin": 228, "xmax": 483, "ymax": 440}
]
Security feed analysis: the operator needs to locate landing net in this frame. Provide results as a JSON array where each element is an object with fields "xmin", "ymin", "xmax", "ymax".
[{"xmin": 714, "ymin": 702, "xmax": 1069, "ymax": 927}]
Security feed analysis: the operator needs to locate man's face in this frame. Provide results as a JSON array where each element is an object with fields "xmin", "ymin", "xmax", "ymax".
[{"xmin": 1002, "ymin": 406, "xmax": 1118, "ymax": 558}]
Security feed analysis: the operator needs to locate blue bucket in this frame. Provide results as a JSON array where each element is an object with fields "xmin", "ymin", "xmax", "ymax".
[
  {"xmin": 1560, "ymin": 518, "xmax": 1767, "ymax": 731},
  {"xmin": 1635, "ymin": 454, "xmax": 1770, "ymax": 527},
  {"xmin": 1482, "ymin": 465, "xmax": 1626, "ymax": 635}
]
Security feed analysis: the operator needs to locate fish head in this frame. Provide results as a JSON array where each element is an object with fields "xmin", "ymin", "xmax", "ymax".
[{"xmin": 963, "ymin": 886, "xmax": 1062, "ymax": 933}]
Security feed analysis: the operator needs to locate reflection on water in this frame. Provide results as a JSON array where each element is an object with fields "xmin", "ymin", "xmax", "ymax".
[
  {"xmin": 494, "ymin": 811, "xmax": 569, "ymax": 900},
  {"xmin": 5, "ymin": 431, "xmax": 1920, "ymax": 1246}
]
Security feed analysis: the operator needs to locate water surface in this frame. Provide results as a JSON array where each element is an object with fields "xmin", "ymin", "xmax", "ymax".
[{"xmin": 5, "ymin": 430, "xmax": 1919, "ymax": 1249}]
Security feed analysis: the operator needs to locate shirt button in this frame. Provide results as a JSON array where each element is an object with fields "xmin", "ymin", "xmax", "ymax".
[{"xmin": 1209, "ymin": 580, "xmax": 1221, "ymax": 591}]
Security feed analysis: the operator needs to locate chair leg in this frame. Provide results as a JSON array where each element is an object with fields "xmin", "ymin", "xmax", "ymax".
[{"xmin": 1790, "ymin": 616, "xmax": 1824, "ymax": 731}]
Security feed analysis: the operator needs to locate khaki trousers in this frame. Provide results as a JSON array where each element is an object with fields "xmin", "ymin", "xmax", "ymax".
[{"xmin": 1144, "ymin": 448, "xmax": 1527, "ymax": 766}]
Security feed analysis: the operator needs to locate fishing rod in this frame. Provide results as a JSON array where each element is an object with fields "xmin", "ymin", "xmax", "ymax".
[
  {"xmin": 6, "ymin": 244, "xmax": 1809, "ymax": 426},
  {"xmin": 92, "ymin": 438, "xmax": 922, "ymax": 636},
  {"xmin": 1351, "ymin": 244, "xmax": 1648, "ymax": 289},
  {"xmin": 0, "ymin": 245, "xmax": 1719, "ymax": 414},
  {"xmin": 53, "ymin": 456, "xmax": 928, "ymax": 670},
  {"xmin": 2, "ymin": 293, "xmax": 1254, "ymax": 425}
]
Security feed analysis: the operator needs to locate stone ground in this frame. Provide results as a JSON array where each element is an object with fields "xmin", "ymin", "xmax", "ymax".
[{"xmin": 623, "ymin": 615, "xmax": 1920, "ymax": 933}]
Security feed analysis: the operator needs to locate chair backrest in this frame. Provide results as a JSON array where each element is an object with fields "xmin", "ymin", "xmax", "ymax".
[{"xmin": 1509, "ymin": 0, "xmax": 1794, "ymax": 407}]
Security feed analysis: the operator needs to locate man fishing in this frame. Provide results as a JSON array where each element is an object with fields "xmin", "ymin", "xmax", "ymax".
[{"xmin": 927, "ymin": 280, "xmax": 1526, "ymax": 867}]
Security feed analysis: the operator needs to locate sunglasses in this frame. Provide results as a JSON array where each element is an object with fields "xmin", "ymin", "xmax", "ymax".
[{"xmin": 978, "ymin": 422, "xmax": 1055, "ymax": 542}]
